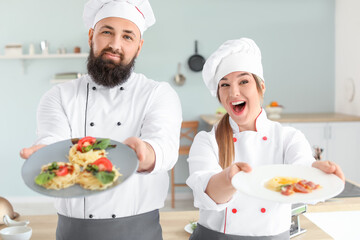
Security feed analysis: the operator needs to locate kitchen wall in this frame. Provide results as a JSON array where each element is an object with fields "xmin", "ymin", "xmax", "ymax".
[{"xmin": 0, "ymin": 0, "xmax": 335, "ymax": 198}]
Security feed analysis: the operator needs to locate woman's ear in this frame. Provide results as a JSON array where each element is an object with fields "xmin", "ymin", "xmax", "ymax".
[{"xmin": 261, "ymin": 81, "xmax": 266, "ymax": 95}]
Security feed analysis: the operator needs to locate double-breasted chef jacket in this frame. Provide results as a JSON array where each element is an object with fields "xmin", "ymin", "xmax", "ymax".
[
  {"xmin": 186, "ymin": 109, "xmax": 315, "ymax": 236},
  {"xmin": 35, "ymin": 72, "xmax": 182, "ymax": 219}
]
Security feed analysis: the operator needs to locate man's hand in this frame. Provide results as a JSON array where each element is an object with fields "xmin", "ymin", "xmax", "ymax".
[
  {"xmin": 20, "ymin": 144, "xmax": 46, "ymax": 159},
  {"xmin": 123, "ymin": 137, "xmax": 156, "ymax": 173},
  {"xmin": 312, "ymin": 160, "xmax": 345, "ymax": 182}
]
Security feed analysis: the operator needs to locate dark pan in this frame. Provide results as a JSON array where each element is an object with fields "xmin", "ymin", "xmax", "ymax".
[{"xmin": 188, "ymin": 40, "xmax": 205, "ymax": 72}]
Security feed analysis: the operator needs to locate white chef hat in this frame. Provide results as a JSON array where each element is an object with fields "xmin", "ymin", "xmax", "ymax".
[
  {"xmin": 202, "ymin": 38, "xmax": 264, "ymax": 97},
  {"xmin": 83, "ymin": 0, "xmax": 156, "ymax": 36}
]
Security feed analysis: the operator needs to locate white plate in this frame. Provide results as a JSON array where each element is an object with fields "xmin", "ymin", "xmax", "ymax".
[
  {"xmin": 22, "ymin": 138, "xmax": 138, "ymax": 198},
  {"xmin": 231, "ymin": 164, "xmax": 344, "ymax": 204},
  {"xmin": 184, "ymin": 222, "xmax": 197, "ymax": 234}
]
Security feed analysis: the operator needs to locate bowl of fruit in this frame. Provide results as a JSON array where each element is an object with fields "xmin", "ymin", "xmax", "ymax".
[{"xmin": 265, "ymin": 101, "xmax": 283, "ymax": 119}]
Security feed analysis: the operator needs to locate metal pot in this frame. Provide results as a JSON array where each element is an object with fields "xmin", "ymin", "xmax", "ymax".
[
  {"xmin": 188, "ymin": 40, "xmax": 205, "ymax": 72},
  {"xmin": 0, "ymin": 197, "xmax": 19, "ymax": 225},
  {"xmin": 174, "ymin": 63, "xmax": 186, "ymax": 86}
]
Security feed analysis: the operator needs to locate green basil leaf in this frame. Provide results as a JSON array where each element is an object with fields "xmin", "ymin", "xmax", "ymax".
[
  {"xmin": 92, "ymin": 139, "xmax": 111, "ymax": 150},
  {"xmin": 35, "ymin": 172, "xmax": 55, "ymax": 185},
  {"xmin": 95, "ymin": 171, "xmax": 115, "ymax": 184},
  {"xmin": 107, "ymin": 144, "xmax": 117, "ymax": 149},
  {"xmin": 82, "ymin": 145, "xmax": 93, "ymax": 153},
  {"xmin": 47, "ymin": 162, "xmax": 59, "ymax": 171}
]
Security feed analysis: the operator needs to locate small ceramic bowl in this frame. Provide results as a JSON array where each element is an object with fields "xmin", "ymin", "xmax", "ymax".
[
  {"xmin": 0, "ymin": 226, "xmax": 32, "ymax": 240},
  {"xmin": 265, "ymin": 106, "xmax": 283, "ymax": 119}
]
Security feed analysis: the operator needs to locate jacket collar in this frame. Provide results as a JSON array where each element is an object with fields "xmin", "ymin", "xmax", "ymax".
[
  {"xmin": 229, "ymin": 108, "xmax": 270, "ymax": 134},
  {"xmin": 86, "ymin": 72, "xmax": 135, "ymax": 90}
]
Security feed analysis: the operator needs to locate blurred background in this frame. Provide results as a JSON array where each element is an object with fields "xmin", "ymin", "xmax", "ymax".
[{"xmin": 0, "ymin": 0, "xmax": 359, "ymax": 206}]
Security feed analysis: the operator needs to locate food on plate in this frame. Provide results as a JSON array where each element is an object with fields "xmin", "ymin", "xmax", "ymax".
[
  {"xmin": 76, "ymin": 157, "xmax": 121, "ymax": 190},
  {"xmin": 35, "ymin": 162, "xmax": 80, "ymax": 190},
  {"xmin": 265, "ymin": 176, "xmax": 321, "ymax": 196},
  {"xmin": 68, "ymin": 136, "xmax": 115, "ymax": 167}
]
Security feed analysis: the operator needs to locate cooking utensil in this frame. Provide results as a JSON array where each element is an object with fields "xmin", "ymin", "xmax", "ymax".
[
  {"xmin": 188, "ymin": 40, "xmax": 205, "ymax": 72},
  {"xmin": 174, "ymin": 63, "xmax": 186, "ymax": 86},
  {"xmin": 3, "ymin": 215, "xmax": 29, "ymax": 227},
  {"xmin": 0, "ymin": 197, "xmax": 19, "ymax": 225},
  {"xmin": 22, "ymin": 138, "xmax": 138, "ymax": 198}
]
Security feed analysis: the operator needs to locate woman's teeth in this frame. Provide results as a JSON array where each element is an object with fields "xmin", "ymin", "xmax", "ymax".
[{"xmin": 232, "ymin": 101, "xmax": 245, "ymax": 106}]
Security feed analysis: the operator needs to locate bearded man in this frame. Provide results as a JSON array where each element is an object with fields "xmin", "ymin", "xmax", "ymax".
[{"xmin": 20, "ymin": 0, "xmax": 182, "ymax": 239}]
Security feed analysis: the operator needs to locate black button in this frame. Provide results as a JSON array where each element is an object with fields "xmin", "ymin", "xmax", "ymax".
[
  {"xmin": 89, "ymin": 214, "xmax": 93, "ymax": 218},
  {"xmin": 117, "ymin": 122, "xmax": 121, "ymax": 126},
  {"xmin": 92, "ymin": 86, "xmax": 96, "ymax": 90},
  {"xmin": 120, "ymin": 87, "xmax": 124, "ymax": 91},
  {"xmin": 112, "ymin": 214, "xmax": 116, "ymax": 218},
  {"xmin": 90, "ymin": 122, "xmax": 94, "ymax": 127}
]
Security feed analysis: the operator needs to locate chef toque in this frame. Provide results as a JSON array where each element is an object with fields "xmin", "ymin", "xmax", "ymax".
[
  {"xmin": 83, "ymin": 0, "xmax": 156, "ymax": 35},
  {"xmin": 202, "ymin": 38, "xmax": 264, "ymax": 97}
]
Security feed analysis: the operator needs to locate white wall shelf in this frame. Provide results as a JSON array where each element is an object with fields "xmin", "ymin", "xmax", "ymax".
[
  {"xmin": 0, "ymin": 53, "xmax": 88, "ymax": 59},
  {"xmin": 0, "ymin": 53, "xmax": 88, "ymax": 73}
]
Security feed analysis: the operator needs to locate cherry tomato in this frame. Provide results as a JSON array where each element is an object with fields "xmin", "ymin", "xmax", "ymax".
[
  {"xmin": 92, "ymin": 157, "xmax": 113, "ymax": 172},
  {"xmin": 77, "ymin": 136, "xmax": 96, "ymax": 152},
  {"xmin": 55, "ymin": 165, "xmax": 69, "ymax": 176},
  {"xmin": 293, "ymin": 182, "xmax": 311, "ymax": 193},
  {"xmin": 281, "ymin": 185, "xmax": 294, "ymax": 196}
]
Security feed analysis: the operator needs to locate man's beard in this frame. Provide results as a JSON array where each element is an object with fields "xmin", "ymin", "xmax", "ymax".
[{"xmin": 87, "ymin": 46, "xmax": 136, "ymax": 88}]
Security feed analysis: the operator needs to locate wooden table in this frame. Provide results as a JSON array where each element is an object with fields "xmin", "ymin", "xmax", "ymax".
[{"xmin": 1, "ymin": 197, "xmax": 359, "ymax": 239}]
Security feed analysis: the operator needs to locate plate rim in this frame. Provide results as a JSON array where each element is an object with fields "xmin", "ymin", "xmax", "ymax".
[
  {"xmin": 21, "ymin": 138, "xmax": 138, "ymax": 198},
  {"xmin": 231, "ymin": 164, "xmax": 345, "ymax": 204}
]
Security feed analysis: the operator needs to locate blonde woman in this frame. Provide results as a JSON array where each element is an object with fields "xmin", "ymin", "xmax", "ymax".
[{"xmin": 186, "ymin": 38, "xmax": 344, "ymax": 240}]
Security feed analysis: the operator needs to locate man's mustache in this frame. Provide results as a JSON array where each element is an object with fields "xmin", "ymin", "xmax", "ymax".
[{"xmin": 100, "ymin": 47, "xmax": 124, "ymax": 61}]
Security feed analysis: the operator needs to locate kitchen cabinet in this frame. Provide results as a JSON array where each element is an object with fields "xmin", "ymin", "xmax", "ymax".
[{"xmin": 284, "ymin": 121, "xmax": 360, "ymax": 184}]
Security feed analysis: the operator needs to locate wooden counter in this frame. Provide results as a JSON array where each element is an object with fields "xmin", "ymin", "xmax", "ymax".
[
  {"xmin": 1, "ymin": 197, "xmax": 359, "ymax": 240},
  {"xmin": 201, "ymin": 113, "xmax": 360, "ymax": 125}
]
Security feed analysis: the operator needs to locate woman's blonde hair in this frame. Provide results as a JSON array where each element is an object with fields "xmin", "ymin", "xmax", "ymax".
[{"xmin": 215, "ymin": 74, "xmax": 264, "ymax": 169}]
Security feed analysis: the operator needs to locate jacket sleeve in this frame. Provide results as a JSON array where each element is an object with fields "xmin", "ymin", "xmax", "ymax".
[
  {"xmin": 35, "ymin": 85, "xmax": 72, "ymax": 145},
  {"xmin": 140, "ymin": 82, "xmax": 182, "ymax": 174},
  {"xmin": 186, "ymin": 131, "xmax": 238, "ymax": 211},
  {"xmin": 283, "ymin": 127, "xmax": 315, "ymax": 166}
]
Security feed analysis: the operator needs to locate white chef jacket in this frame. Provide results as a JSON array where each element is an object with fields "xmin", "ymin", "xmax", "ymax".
[
  {"xmin": 186, "ymin": 109, "xmax": 315, "ymax": 236},
  {"xmin": 35, "ymin": 72, "xmax": 182, "ymax": 219}
]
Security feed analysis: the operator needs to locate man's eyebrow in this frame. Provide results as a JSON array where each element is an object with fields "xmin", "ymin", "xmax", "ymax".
[
  {"xmin": 123, "ymin": 29, "xmax": 137, "ymax": 37},
  {"xmin": 99, "ymin": 25, "xmax": 114, "ymax": 31},
  {"xmin": 220, "ymin": 72, "xmax": 251, "ymax": 81}
]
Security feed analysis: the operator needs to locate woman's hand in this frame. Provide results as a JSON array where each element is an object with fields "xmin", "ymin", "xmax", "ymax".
[
  {"xmin": 123, "ymin": 137, "xmax": 156, "ymax": 173},
  {"xmin": 226, "ymin": 162, "xmax": 252, "ymax": 182},
  {"xmin": 312, "ymin": 160, "xmax": 345, "ymax": 182},
  {"xmin": 206, "ymin": 162, "xmax": 252, "ymax": 204},
  {"xmin": 20, "ymin": 144, "xmax": 46, "ymax": 159}
]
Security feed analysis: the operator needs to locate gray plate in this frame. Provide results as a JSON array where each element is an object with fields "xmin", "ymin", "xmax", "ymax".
[{"xmin": 21, "ymin": 138, "xmax": 138, "ymax": 198}]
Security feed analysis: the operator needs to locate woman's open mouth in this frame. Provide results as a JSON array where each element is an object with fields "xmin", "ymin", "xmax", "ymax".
[{"xmin": 231, "ymin": 100, "xmax": 246, "ymax": 114}]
